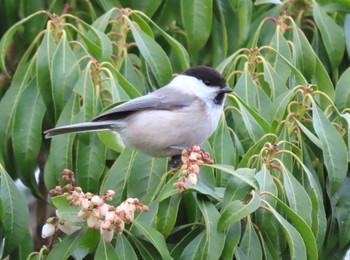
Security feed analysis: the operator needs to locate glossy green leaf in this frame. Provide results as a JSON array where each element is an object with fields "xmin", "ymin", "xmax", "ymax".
[
  {"xmin": 292, "ymin": 21, "xmax": 316, "ymax": 80},
  {"xmin": 75, "ymin": 133, "xmax": 106, "ymax": 193},
  {"xmin": 218, "ymin": 191, "xmax": 261, "ymax": 230},
  {"xmin": 181, "ymin": 0, "xmax": 213, "ymax": 53},
  {"xmin": 180, "ymin": 231, "xmax": 205, "ymax": 259},
  {"xmin": 212, "ymin": 115, "xmax": 237, "ymax": 181},
  {"xmin": 255, "ymin": 165, "xmax": 277, "ymax": 226},
  {"xmin": 0, "ymin": 45, "xmax": 36, "ymax": 172},
  {"xmin": 44, "ymin": 95, "xmax": 80, "ymax": 190},
  {"xmin": 51, "ymin": 195, "xmax": 81, "ymax": 223},
  {"xmin": 115, "ymin": 234, "xmax": 138, "ymax": 260},
  {"xmin": 95, "ymin": 238, "xmax": 119, "ymax": 260},
  {"xmin": 0, "ymin": 10, "xmax": 44, "ymax": 76},
  {"xmin": 313, "ymin": 56, "xmax": 334, "ymax": 102},
  {"xmin": 281, "ymin": 164, "xmax": 312, "ymax": 226},
  {"xmin": 209, "ymin": 165, "xmax": 258, "ymax": 189},
  {"xmin": 333, "ymin": 178, "xmax": 350, "ymax": 249},
  {"xmin": 264, "ymin": 201, "xmax": 307, "ymax": 260},
  {"xmin": 221, "ymin": 222, "xmax": 241, "ymax": 259},
  {"xmin": 156, "ymin": 193, "xmax": 181, "ymax": 238},
  {"xmin": 0, "ymin": 164, "xmax": 30, "ymax": 256},
  {"xmin": 311, "ymin": 100, "xmax": 348, "ymax": 196},
  {"xmin": 99, "ymin": 147, "xmax": 137, "ymax": 204},
  {"xmin": 268, "ymin": 89, "xmax": 295, "ymax": 122},
  {"xmin": 127, "ymin": 19, "xmax": 172, "ymax": 87},
  {"xmin": 196, "ymin": 198, "xmax": 225, "ymax": 259},
  {"xmin": 13, "ymin": 79, "xmax": 45, "ymax": 197},
  {"xmin": 47, "ymin": 229, "xmax": 85, "ymax": 260},
  {"xmin": 132, "ymin": 12, "xmax": 190, "ymax": 70},
  {"xmin": 36, "ymin": 30, "xmax": 56, "ymax": 117},
  {"xmin": 240, "ymin": 217, "xmax": 262, "ymax": 259},
  {"xmin": 313, "ymin": 2, "xmax": 345, "ymax": 69},
  {"xmin": 120, "ymin": 0, "xmax": 162, "ymax": 17},
  {"xmin": 335, "ymin": 67, "xmax": 350, "ymax": 111},
  {"xmin": 50, "ymin": 31, "xmax": 79, "ymax": 118},
  {"xmin": 268, "ymin": 194, "xmax": 318, "ymax": 259},
  {"xmin": 127, "ymin": 152, "xmax": 167, "ymax": 204},
  {"xmin": 131, "ymin": 220, "xmax": 171, "ymax": 259},
  {"xmin": 222, "ymin": 175, "xmax": 253, "ymax": 210}
]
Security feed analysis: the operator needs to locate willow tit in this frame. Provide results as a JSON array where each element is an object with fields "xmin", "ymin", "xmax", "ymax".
[{"xmin": 44, "ymin": 66, "xmax": 232, "ymax": 157}]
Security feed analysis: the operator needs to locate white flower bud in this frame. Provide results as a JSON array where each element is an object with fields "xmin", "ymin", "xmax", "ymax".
[
  {"xmin": 41, "ymin": 223, "xmax": 55, "ymax": 238},
  {"xmin": 100, "ymin": 226, "xmax": 114, "ymax": 242}
]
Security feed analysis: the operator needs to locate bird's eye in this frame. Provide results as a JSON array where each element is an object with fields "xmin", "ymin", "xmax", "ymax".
[{"xmin": 203, "ymin": 80, "xmax": 211, "ymax": 85}]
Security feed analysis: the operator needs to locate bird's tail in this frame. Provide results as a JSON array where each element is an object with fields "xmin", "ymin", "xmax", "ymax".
[{"xmin": 44, "ymin": 121, "xmax": 114, "ymax": 138}]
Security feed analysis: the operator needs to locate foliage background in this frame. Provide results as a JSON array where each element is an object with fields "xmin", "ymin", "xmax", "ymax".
[{"xmin": 0, "ymin": 0, "xmax": 350, "ymax": 259}]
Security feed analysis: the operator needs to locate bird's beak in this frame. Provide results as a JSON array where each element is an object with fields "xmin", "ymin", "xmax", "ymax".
[{"xmin": 220, "ymin": 86, "xmax": 233, "ymax": 93}]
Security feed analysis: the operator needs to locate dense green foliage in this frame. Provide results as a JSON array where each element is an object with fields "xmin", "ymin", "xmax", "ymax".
[{"xmin": 0, "ymin": 0, "xmax": 350, "ymax": 259}]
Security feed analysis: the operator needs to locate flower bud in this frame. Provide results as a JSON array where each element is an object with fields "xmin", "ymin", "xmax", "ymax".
[
  {"xmin": 41, "ymin": 223, "xmax": 55, "ymax": 238},
  {"xmin": 100, "ymin": 226, "xmax": 114, "ymax": 242},
  {"xmin": 98, "ymin": 203, "xmax": 109, "ymax": 217},
  {"xmin": 188, "ymin": 173, "xmax": 197, "ymax": 186},
  {"xmin": 91, "ymin": 195, "xmax": 104, "ymax": 206}
]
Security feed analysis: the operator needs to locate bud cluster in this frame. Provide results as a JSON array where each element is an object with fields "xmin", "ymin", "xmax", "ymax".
[
  {"xmin": 42, "ymin": 169, "xmax": 148, "ymax": 242},
  {"xmin": 174, "ymin": 145, "xmax": 214, "ymax": 192}
]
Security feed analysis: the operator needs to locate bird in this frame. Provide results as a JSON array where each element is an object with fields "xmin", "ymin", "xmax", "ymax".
[{"xmin": 44, "ymin": 66, "xmax": 232, "ymax": 158}]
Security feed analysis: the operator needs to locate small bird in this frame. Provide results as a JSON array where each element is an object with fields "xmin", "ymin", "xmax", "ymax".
[{"xmin": 44, "ymin": 66, "xmax": 232, "ymax": 157}]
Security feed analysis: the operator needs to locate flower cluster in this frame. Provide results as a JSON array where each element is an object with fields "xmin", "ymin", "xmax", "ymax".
[
  {"xmin": 42, "ymin": 169, "xmax": 148, "ymax": 242},
  {"xmin": 174, "ymin": 145, "xmax": 214, "ymax": 192}
]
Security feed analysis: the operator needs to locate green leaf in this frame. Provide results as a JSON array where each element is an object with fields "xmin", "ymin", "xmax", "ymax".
[
  {"xmin": 196, "ymin": 198, "xmax": 225, "ymax": 259},
  {"xmin": 50, "ymin": 31, "xmax": 79, "ymax": 119},
  {"xmin": 47, "ymin": 229, "xmax": 85, "ymax": 260},
  {"xmin": 222, "ymin": 175, "xmax": 253, "ymax": 210},
  {"xmin": 156, "ymin": 193, "xmax": 181, "ymax": 238},
  {"xmin": 335, "ymin": 67, "xmax": 350, "ymax": 111},
  {"xmin": 333, "ymin": 178, "xmax": 350, "ymax": 249},
  {"xmin": 264, "ymin": 201, "xmax": 307, "ymax": 260},
  {"xmin": 0, "ymin": 164, "xmax": 30, "ymax": 256},
  {"xmin": 180, "ymin": 231, "xmax": 205, "ymax": 259},
  {"xmin": 268, "ymin": 89, "xmax": 295, "ymax": 122},
  {"xmin": 95, "ymin": 238, "xmax": 119, "ymax": 260},
  {"xmin": 131, "ymin": 220, "xmax": 171, "ymax": 260},
  {"xmin": 100, "ymin": 148, "xmax": 137, "ymax": 203},
  {"xmin": 311, "ymin": 100, "xmax": 348, "ymax": 196},
  {"xmin": 313, "ymin": 56, "xmax": 334, "ymax": 102},
  {"xmin": 76, "ymin": 133, "xmax": 106, "ymax": 193},
  {"xmin": 212, "ymin": 115, "xmax": 237, "ymax": 180},
  {"xmin": 221, "ymin": 222, "xmax": 241, "ymax": 259},
  {"xmin": 13, "ymin": 79, "xmax": 45, "ymax": 198},
  {"xmin": 268, "ymin": 194, "xmax": 318, "ymax": 259},
  {"xmin": 0, "ymin": 10, "xmax": 44, "ymax": 76},
  {"xmin": 0, "ymin": 44, "xmax": 36, "ymax": 172},
  {"xmin": 208, "ymin": 165, "xmax": 258, "ymax": 189},
  {"xmin": 239, "ymin": 217, "xmax": 262, "ymax": 259},
  {"xmin": 132, "ymin": 12, "xmax": 190, "ymax": 71},
  {"xmin": 292, "ymin": 21, "xmax": 316, "ymax": 80},
  {"xmin": 181, "ymin": 0, "xmax": 213, "ymax": 54},
  {"xmin": 115, "ymin": 235, "xmax": 138, "ymax": 260},
  {"xmin": 281, "ymin": 165, "xmax": 312, "ymax": 226},
  {"xmin": 127, "ymin": 152, "xmax": 167, "ymax": 204},
  {"xmin": 36, "ymin": 30, "xmax": 57, "ymax": 117},
  {"xmin": 51, "ymin": 195, "xmax": 81, "ymax": 224},
  {"xmin": 218, "ymin": 191, "xmax": 261, "ymax": 230},
  {"xmin": 44, "ymin": 95, "xmax": 80, "ymax": 190},
  {"xmin": 255, "ymin": 165, "xmax": 277, "ymax": 226},
  {"xmin": 127, "ymin": 19, "xmax": 172, "ymax": 87},
  {"xmin": 262, "ymin": 59, "xmax": 289, "ymax": 100},
  {"xmin": 313, "ymin": 1, "xmax": 345, "ymax": 69}
]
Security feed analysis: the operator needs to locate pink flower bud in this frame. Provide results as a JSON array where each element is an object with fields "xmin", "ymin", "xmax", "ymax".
[
  {"xmin": 98, "ymin": 203, "xmax": 109, "ymax": 217},
  {"xmin": 105, "ymin": 190, "xmax": 115, "ymax": 198},
  {"xmin": 192, "ymin": 145, "xmax": 201, "ymax": 152}
]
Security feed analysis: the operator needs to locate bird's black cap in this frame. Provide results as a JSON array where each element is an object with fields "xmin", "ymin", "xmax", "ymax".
[{"xmin": 182, "ymin": 66, "xmax": 227, "ymax": 89}]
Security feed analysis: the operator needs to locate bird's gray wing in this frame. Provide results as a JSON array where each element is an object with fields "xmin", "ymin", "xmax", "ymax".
[{"xmin": 92, "ymin": 86, "xmax": 195, "ymax": 122}]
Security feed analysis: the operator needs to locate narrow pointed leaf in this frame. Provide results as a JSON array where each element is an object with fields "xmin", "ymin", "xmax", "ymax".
[
  {"xmin": 95, "ymin": 238, "xmax": 119, "ymax": 260},
  {"xmin": 311, "ymin": 100, "xmax": 348, "ymax": 195},
  {"xmin": 115, "ymin": 234, "xmax": 138, "ymax": 260},
  {"xmin": 0, "ymin": 164, "xmax": 30, "ymax": 256}
]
